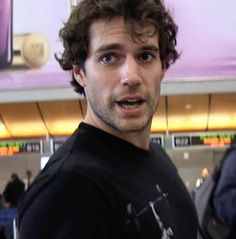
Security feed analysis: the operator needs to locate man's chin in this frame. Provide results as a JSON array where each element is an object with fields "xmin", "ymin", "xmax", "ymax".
[{"xmin": 115, "ymin": 119, "xmax": 151, "ymax": 133}]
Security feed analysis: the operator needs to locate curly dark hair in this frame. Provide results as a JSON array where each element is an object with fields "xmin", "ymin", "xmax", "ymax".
[{"xmin": 56, "ymin": 0, "xmax": 179, "ymax": 95}]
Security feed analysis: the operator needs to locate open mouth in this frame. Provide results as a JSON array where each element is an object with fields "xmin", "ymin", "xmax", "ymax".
[{"xmin": 117, "ymin": 99, "xmax": 144, "ymax": 109}]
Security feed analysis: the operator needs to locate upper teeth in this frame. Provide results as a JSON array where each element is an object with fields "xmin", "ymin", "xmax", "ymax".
[{"xmin": 127, "ymin": 99, "xmax": 139, "ymax": 102}]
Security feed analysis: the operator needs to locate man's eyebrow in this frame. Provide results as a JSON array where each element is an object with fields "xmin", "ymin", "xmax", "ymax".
[
  {"xmin": 95, "ymin": 44, "xmax": 159, "ymax": 53},
  {"xmin": 95, "ymin": 44, "xmax": 123, "ymax": 53},
  {"xmin": 139, "ymin": 45, "xmax": 159, "ymax": 52}
]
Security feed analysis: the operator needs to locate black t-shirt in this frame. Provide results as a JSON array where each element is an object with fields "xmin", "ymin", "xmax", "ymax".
[{"xmin": 19, "ymin": 123, "xmax": 198, "ymax": 239}]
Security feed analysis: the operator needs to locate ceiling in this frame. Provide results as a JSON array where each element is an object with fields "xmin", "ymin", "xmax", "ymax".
[{"xmin": 0, "ymin": 93, "xmax": 235, "ymax": 139}]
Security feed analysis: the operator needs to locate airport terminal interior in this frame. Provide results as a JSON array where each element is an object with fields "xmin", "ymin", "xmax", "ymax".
[
  {"xmin": 0, "ymin": 81, "xmax": 236, "ymax": 192},
  {"xmin": 0, "ymin": 0, "xmax": 236, "ymax": 238}
]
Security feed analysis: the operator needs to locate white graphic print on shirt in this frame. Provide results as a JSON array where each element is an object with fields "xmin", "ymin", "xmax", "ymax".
[{"xmin": 126, "ymin": 184, "xmax": 174, "ymax": 239}]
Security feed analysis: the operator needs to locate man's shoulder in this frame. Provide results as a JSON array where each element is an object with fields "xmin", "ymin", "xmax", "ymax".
[{"xmin": 150, "ymin": 143, "xmax": 178, "ymax": 172}]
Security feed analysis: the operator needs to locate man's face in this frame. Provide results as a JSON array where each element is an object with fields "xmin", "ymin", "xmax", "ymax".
[{"xmin": 74, "ymin": 17, "xmax": 165, "ymax": 135}]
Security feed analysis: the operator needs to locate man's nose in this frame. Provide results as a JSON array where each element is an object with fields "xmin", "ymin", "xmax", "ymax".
[{"xmin": 120, "ymin": 56, "xmax": 142, "ymax": 88}]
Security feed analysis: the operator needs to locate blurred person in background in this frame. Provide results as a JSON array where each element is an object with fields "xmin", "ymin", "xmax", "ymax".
[
  {"xmin": 212, "ymin": 144, "xmax": 236, "ymax": 238},
  {"xmin": 18, "ymin": 0, "xmax": 198, "ymax": 238},
  {"xmin": 0, "ymin": 194, "xmax": 4, "ymax": 209},
  {"xmin": 195, "ymin": 167, "xmax": 210, "ymax": 188},
  {"xmin": 24, "ymin": 170, "xmax": 33, "ymax": 190},
  {"xmin": 3, "ymin": 173, "xmax": 25, "ymax": 208}
]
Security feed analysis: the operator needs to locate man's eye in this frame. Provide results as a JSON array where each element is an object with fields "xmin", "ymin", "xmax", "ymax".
[
  {"xmin": 100, "ymin": 54, "xmax": 115, "ymax": 64},
  {"xmin": 139, "ymin": 52, "xmax": 155, "ymax": 62}
]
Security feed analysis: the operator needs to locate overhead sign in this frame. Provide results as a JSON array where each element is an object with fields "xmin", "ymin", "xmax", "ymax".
[
  {"xmin": 0, "ymin": 140, "xmax": 42, "ymax": 156},
  {"xmin": 173, "ymin": 133, "xmax": 236, "ymax": 148}
]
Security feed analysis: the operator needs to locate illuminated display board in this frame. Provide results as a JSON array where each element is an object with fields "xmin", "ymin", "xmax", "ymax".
[
  {"xmin": 150, "ymin": 135, "xmax": 164, "ymax": 147},
  {"xmin": 0, "ymin": 141, "xmax": 42, "ymax": 156},
  {"xmin": 173, "ymin": 133, "xmax": 236, "ymax": 148}
]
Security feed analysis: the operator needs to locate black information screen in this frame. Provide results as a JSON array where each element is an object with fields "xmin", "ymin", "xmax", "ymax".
[
  {"xmin": 150, "ymin": 136, "xmax": 163, "ymax": 147},
  {"xmin": 53, "ymin": 140, "xmax": 66, "ymax": 152}
]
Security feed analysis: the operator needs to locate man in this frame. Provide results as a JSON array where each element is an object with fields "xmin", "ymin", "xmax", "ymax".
[
  {"xmin": 195, "ymin": 167, "xmax": 210, "ymax": 188},
  {"xmin": 24, "ymin": 170, "xmax": 33, "ymax": 190},
  {"xmin": 3, "ymin": 173, "xmax": 25, "ymax": 208},
  {"xmin": 18, "ymin": 0, "xmax": 198, "ymax": 238}
]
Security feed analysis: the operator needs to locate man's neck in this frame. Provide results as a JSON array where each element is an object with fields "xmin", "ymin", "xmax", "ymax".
[{"xmin": 83, "ymin": 117, "xmax": 151, "ymax": 150}]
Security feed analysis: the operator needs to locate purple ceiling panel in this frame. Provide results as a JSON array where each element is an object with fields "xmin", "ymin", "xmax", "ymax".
[
  {"xmin": 165, "ymin": 0, "xmax": 236, "ymax": 80},
  {"xmin": 0, "ymin": 0, "xmax": 235, "ymax": 91}
]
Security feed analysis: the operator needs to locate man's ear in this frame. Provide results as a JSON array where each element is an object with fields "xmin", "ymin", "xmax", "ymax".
[{"xmin": 73, "ymin": 65, "xmax": 86, "ymax": 87}]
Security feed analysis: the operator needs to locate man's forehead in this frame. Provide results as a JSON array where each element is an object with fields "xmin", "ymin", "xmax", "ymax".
[
  {"xmin": 90, "ymin": 17, "xmax": 155, "ymax": 35},
  {"xmin": 89, "ymin": 17, "xmax": 158, "ymax": 47}
]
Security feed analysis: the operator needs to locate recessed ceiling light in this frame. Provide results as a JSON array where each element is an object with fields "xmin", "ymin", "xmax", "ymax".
[{"xmin": 185, "ymin": 103, "xmax": 192, "ymax": 110}]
